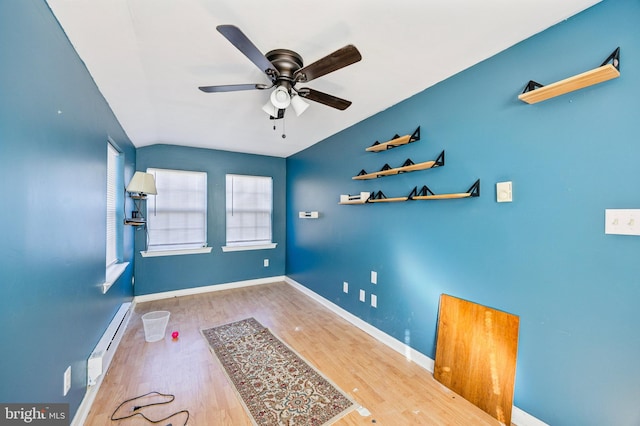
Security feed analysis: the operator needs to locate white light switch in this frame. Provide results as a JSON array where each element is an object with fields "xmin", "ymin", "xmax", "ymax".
[
  {"xmin": 371, "ymin": 271, "xmax": 377, "ymax": 284},
  {"xmin": 371, "ymin": 294, "xmax": 377, "ymax": 308},
  {"xmin": 605, "ymin": 209, "xmax": 640, "ymax": 236},
  {"xmin": 343, "ymin": 282, "xmax": 349, "ymax": 293},
  {"xmin": 359, "ymin": 289, "xmax": 366, "ymax": 302},
  {"xmin": 496, "ymin": 181, "xmax": 512, "ymax": 202}
]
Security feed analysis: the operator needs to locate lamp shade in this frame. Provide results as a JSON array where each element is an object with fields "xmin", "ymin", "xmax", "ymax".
[
  {"xmin": 270, "ymin": 86, "xmax": 291, "ymax": 109},
  {"xmin": 290, "ymin": 94, "xmax": 310, "ymax": 116},
  {"xmin": 126, "ymin": 171, "xmax": 157, "ymax": 195}
]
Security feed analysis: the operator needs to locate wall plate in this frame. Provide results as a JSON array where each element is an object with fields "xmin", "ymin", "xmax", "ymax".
[
  {"xmin": 605, "ymin": 209, "xmax": 640, "ymax": 236},
  {"xmin": 496, "ymin": 181, "xmax": 512, "ymax": 202}
]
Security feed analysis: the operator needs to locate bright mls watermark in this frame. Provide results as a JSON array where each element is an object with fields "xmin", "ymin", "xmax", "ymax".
[{"xmin": 1, "ymin": 404, "xmax": 68, "ymax": 425}]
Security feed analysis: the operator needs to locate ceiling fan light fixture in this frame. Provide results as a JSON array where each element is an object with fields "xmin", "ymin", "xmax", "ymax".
[
  {"xmin": 270, "ymin": 86, "xmax": 291, "ymax": 109},
  {"xmin": 290, "ymin": 94, "xmax": 310, "ymax": 116}
]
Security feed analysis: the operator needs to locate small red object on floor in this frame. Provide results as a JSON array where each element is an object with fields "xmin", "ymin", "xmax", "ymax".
[{"xmin": 171, "ymin": 331, "xmax": 179, "ymax": 339}]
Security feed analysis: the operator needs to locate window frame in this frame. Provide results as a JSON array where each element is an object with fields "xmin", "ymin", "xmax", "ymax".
[
  {"xmin": 141, "ymin": 167, "xmax": 212, "ymax": 257},
  {"xmin": 103, "ymin": 140, "xmax": 128, "ymax": 294},
  {"xmin": 222, "ymin": 173, "xmax": 277, "ymax": 252}
]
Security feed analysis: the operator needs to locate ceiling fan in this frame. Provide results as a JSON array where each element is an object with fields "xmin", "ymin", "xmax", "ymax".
[{"xmin": 199, "ymin": 25, "xmax": 362, "ymax": 119}]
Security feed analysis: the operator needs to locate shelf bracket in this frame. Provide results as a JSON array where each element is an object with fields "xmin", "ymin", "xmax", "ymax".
[
  {"xmin": 379, "ymin": 163, "xmax": 393, "ymax": 173},
  {"xmin": 433, "ymin": 150, "xmax": 445, "ymax": 167},
  {"xmin": 369, "ymin": 190, "xmax": 388, "ymax": 201},
  {"xmin": 408, "ymin": 126, "xmax": 420, "ymax": 144},
  {"xmin": 408, "ymin": 185, "xmax": 435, "ymax": 199},
  {"xmin": 601, "ymin": 47, "xmax": 620, "ymax": 70},
  {"xmin": 521, "ymin": 80, "xmax": 545, "ymax": 94},
  {"xmin": 400, "ymin": 158, "xmax": 415, "ymax": 168},
  {"xmin": 466, "ymin": 179, "xmax": 480, "ymax": 197}
]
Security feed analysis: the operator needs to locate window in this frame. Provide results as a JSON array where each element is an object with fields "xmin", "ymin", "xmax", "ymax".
[
  {"xmin": 104, "ymin": 141, "xmax": 128, "ymax": 294},
  {"xmin": 145, "ymin": 168, "xmax": 210, "ymax": 255},
  {"xmin": 106, "ymin": 142, "xmax": 120, "ymax": 267},
  {"xmin": 223, "ymin": 174, "xmax": 276, "ymax": 251}
]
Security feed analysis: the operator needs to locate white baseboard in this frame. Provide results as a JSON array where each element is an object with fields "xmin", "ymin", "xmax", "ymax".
[
  {"xmin": 511, "ymin": 407, "xmax": 550, "ymax": 426},
  {"xmin": 284, "ymin": 277, "xmax": 548, "ymax": 426},
  {"xmin": 133, "ymin": 276, "xmax": 286, "ymax": 303}
]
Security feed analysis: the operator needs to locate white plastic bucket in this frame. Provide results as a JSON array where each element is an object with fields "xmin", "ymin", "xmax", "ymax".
[{"xmin": 141, "ymin": 311, "xmax": 170, "ymax": 342}]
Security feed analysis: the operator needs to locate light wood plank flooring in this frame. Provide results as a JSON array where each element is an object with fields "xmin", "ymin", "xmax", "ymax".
[{"xmin": 84, "ymin": 282, "xmax": 505, "ymax": 425}]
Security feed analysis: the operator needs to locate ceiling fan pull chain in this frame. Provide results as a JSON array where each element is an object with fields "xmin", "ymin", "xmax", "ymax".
[{"xmin": 282, "ymin": 116, "xmax": 286, "ymax": 139}]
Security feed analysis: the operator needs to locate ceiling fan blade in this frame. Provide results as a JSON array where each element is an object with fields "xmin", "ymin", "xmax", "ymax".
[
  {"xmin": 198, "ymin": 83, "xmax": 270, "ymax": 93},
  {"xmin": 216, "ymin": 25, "xmax": 276, "ymax": 78},
  {"xmin": 295, "ymin": 45, "xmax": 362, "ymax": 83},
  {"xmin": 298, "ymin": 88, "xmax": 352, "ymax": 110}
]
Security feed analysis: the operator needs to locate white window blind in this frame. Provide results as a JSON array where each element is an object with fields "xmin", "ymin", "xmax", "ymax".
[
  {"xmin": 146, "ymin": 168, "xmax": 208, "ymax": 251},
  {"xmin": 225, "ymin": 174, "xmax": 273, "ymax": 246},
  {"xmin": 106, "ymin": 143, "xmax": 119, "ymax": 267}
]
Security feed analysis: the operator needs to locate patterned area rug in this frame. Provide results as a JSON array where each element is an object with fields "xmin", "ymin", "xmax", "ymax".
[{"xmin": 202, "ymin": 318, "xmax": 355, "ymax": 425}]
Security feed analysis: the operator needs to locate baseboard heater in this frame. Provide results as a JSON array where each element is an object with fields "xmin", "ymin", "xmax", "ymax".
[{"xmin": 87, "ymin": 302, "xmax": 132, "ymax": 386}]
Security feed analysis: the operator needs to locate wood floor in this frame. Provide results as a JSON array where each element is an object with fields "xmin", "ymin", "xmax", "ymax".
[{"xmin": 84, "ymin": 281, "xmax": 505, "ymax": 425}]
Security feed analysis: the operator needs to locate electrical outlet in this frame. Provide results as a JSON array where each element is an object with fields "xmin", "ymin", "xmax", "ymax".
[
  {"xmin": 371, "ymin": 271, "xmax": 377, "ymax": 284},
  {"xmin": 263, "ymin": 259, "xmax": 269, "ymax": 267},
  {"xmin": 359, "ymin": 289, "xmax": 366, "ymax": 302},
  {"xmin": 343, "ymin": 282, "xmax": 349, "ymax": 293},
  {"xmin": 63, "ymin": 366, "xmax": 71, "ymax": 396},
  {"xmin": 371, "ymin": 294, "xmax": 377, "ymax": 308}
]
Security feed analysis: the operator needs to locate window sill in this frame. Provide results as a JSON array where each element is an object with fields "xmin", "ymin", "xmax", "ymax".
[
  {"xmin": 102, "ymin": 262, "xmax": 129, "ymax": 294},
  {"xmin": 222, "ymin": 243, "xmax": 277, "ymax": 252},
  {"xmin": 140, "ymin": 247, "xmax": 213, "ymax": 257}
]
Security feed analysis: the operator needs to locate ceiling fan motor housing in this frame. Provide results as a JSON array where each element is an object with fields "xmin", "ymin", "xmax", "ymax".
[{"xmin": 266, "ymin": 49, "xmax": 304, "ymax": 90}]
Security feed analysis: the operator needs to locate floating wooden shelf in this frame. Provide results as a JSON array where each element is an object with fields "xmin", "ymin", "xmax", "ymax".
[
  {"xmin": 519, "ymin": 47, "xmax": 620, "ymax": 104},
  {"xmin": 366, "ymin": 127, "xmax": 420, "ymax": 152},
  {"xmin": 409, "ymin": 179, "xmax": 480, "ymax": 201},
  {"xmin": 124, "ymin": 218, "xmax": 146, "ymax": 226},
  {"xmin": 340, "ymin": 180, "xmax": 480, "ymax": 204},
  {"xmin": 353, "ymin": 151, "xmax": 445, "ymax": 180},
  {"xmin": 368, "ymin": 193, "xmax": 409, "ymax": 203}
]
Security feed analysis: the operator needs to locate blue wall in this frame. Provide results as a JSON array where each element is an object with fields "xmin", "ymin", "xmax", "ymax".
[
  {"xmin": 0, "ymin": 0, "xmax": 137, "ymax": 417},
  {"xmin": 134, "ymin": 145, "xmax": 286, "ymax": 295},
  {"xmin": 286, "ymin": 1, "xmax": 640, "ymax": 425}
]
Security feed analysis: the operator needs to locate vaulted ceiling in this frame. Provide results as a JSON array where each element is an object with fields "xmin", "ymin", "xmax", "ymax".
[{"xmin": 47, "ymin": 0, "xmax": 600, "ymax": 157}]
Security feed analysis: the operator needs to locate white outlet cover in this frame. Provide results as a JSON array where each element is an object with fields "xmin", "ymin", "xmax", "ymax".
[
  {"xmin": 496, "ymin": 181, "xmax": 513, "ymax": 202},
  {"xmin": 343, "ymin": 282, "xmax": 349, "ymax": 293},
  {"xmin": 371, "ymin": 294, "xmax": 377, "ymax": 308},
  {"xmin": 371, "ymin": 271, "xmax": 377, "ymax": 284},
  {"xmin": 359, "ymin": 289, "xmax": 366, "ymax": 302}
]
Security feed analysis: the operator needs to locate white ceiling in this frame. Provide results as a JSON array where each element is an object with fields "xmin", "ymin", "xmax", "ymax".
[{"xmin": 47, "ymin": 0, "xmax": 600, "ymax": 158}]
